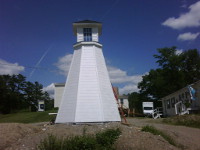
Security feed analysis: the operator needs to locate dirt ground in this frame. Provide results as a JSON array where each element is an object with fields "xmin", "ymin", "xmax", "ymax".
[{"xmin": 0, "ymin": 118, "xmax": 200, "ymax": 150}]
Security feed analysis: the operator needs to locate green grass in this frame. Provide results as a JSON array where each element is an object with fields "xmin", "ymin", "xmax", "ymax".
[
  {"xmin": 163, "ymin": 114, "xmax": 200, "ymax": 129},
  {"xmin": 38, "ymin": 128, "xmax": 121, "ymax": 150},
  {"xmin": 0, "ymin": 109, "xmax": 57, "ymax": 123},
  {"xmin": 141, "ymin": 125, "xmax": 178, "ymax": 147}
]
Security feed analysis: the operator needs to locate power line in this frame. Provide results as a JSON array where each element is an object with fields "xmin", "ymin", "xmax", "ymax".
[{"xmin": 29, "ymin": 43, "xmax": 54, "ymax": 78}]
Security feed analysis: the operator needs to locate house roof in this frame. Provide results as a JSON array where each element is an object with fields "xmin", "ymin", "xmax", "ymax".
[{"xmin": 159, "ymin": 80, "xmax": 200, "ymax": 101}]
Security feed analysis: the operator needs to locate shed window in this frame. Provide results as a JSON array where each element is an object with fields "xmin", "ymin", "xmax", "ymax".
[
  {"xmin": 182, "ymin": 93, "xmax": 184, "ymax": 99},
  {"xmin": 167, "ymin": 99, "xmax": 170, "ymax": 109},
  {"xmin": 179, "ymin": 95, "xmax": 182, "ymax": 101},
  {"xmin": 171, "ymin": 97, "xmax": 175, "ymax": 108},
  {"xmin": 144, "ymin": 107, "xmax": 153, "ymax": 110},
  {"xmin": 83, "ymin": 28, "xmax": 92, "ymax": 41},
  {"xmin": 120, "ymin": 99, "xmax": 124, "ymax": 104},
  {"xmin": 185, "ymin": 92, "xmax": 188, "ymax": 99},
  {"xmin": 40, "ymin": 104, "xmax": 44, "ymax": 109}
]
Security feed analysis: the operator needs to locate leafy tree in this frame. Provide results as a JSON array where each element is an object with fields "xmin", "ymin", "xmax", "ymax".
[
  {"xmin": 128, "ymin": 92, "xmax": 142, "ymax": 114},
  {"xmin": 0, "ymin": 74, "xmax": 26, "ymax": 113},
  {"xmin": 181, "ymin": 49, "xmax": 200, "ymax": 84},
  {"xmin": 43, "ymin": 91, "xmax": 54, "ymax": 110},
  {"xmin": 0, "ymin": 75, "xmax": 10, "ymax": 113},
  {"xmin": 24, "ymin": 81, "xmax": 49, "ymax": 111},
  {"xmin": 138, "ymin": 47, "xmax": 200, "ymax": 100},
  {"xmin": 0, "ymin": 74, "xmax": 53, "ymax": 114},
  {"xmin": 153, "ymin": 47, "xmax": 186, "ymax": 94},
  {"xmin": 153, "ymin": 46, "xmax": 183, "ymax": 70},
  {"xmin": 24, "ymin": 81, "xmax": 35, "ymax": 107},
  {"xmin": 138, "ymin": 69, "xmax": 167, "ymax": 100}
]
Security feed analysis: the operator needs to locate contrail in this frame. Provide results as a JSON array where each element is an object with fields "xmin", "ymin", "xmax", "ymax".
[
  {"xmin": 29, "ymin": 44, "xmax": 53, "ymax": 78},
  {"xmin": 100, "ymin": 0, "xmax": 120, "ymax": 21}
]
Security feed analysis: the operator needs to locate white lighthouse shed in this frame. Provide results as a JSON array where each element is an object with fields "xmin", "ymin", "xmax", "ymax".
[{"xmin": 55, "ymin": 20, "xmax": 121, "ymax": 124}]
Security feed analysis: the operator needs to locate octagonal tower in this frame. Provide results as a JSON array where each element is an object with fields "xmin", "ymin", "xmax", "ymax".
[{"xmin": 55, "ymin": 20, "xmax": 120, "ymax": 123}]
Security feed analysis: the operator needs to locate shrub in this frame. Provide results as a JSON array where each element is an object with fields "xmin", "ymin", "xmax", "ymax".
[
  {"xmin": 96, "ymin": 128, "xmax": 121, "ymax": 149},
  {"xmin": 62, "ymin": 135, "xmax": 97, "ymax": 150},
  {"xmin": 38, "ymin": 128, "xmax": 121, "ymax": 150},
  {"xmin": 37, "ymin": 134, "xmax": 63, "ymax": 150}
]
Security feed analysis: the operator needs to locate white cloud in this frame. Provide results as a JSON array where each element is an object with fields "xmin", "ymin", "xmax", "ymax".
[
  {"xmin": 0, "ymin": 59, "xmax": 24, "ymax": 75},
  {"xmin": 54, "ymin": 54, "xmax": 73, "ymax": 76},
  {"xmin": 177, "ymin": 32, "xmax": 200, "ymax": 41},
  {"xmin": 43, "ymin": 83, "xmax": 55, "ymax": 98},
  {"xmin": 162, "ymin": 1, "xmax": 200, "ymax": 29},
  {"xmin": 181, "ymin": 0, "xmax": 187, "ymax": 8},
  {"xmin": 107, "ymin": 66, "xmax": 144, "ymax": 94},
  {"xmin": 54, "ymin": 54, "xmax": 144, "ymax": 95},
  {"xmin": 107, "ymin": 66, "xmax": 142, "ymax": 84},
  {"xmin": 119, "ymin": 84, "xmax": 139, "ymax": 95},
  {"xmin": 175, "ymin": 49, "xmax": 183, "ymax": 55}
]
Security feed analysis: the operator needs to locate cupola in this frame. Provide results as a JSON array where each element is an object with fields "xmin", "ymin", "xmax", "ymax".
[{"xmin": 73, "ymin": 20, "xmax": 102, "ymax": 42}]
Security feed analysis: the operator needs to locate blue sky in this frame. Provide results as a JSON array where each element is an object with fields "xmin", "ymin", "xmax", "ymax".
[{"xmin": 0, "ymin": 0, "xmax": 200, "ymax": 96}]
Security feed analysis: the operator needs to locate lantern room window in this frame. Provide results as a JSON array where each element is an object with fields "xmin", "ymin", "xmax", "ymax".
[{"xmin": 83, "ymin": 28, "xmax": 92, "ymax": 41}]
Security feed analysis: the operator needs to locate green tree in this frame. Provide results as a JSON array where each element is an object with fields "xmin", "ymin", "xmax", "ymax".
[
  {"xmin": 138, "ymin": 69, "xmax": 168, "ymax": 100},
  {"xmin": 0, "ymin": 74, "xmax": 53, "ymax": 114},
  {"xmin": 0, "ymin": 74, "xmax": 26, "ymax": 113},
  {"xmin": 42, "ymin": 91, "xmax": 54, "ymax": 110},
  {"xmin": 153, "ymin": 47, "xmax": 186, "ymax": 94},
  {"xmin": 0, "ymin": 75, "xmax": 10, "ymax": 113},
  {"xmin": 138, "ymin": 47, "xmax": 200, "ymax": 100},
  {"xmin": 182, "ymin": 49, "xmax": 200, "ymax": 84},
  {"xmin": 128, "ymin": 92, "xmax": 143, "ymax": 114},
  {"xmin": 24, "ymin": 81, "xmax": 44, "ymax": 111},
  {"xmin": 153, "ymin": 46, "xmax": 183, "ymax": 70}
]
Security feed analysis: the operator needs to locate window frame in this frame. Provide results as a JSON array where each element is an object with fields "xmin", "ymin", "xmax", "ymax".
[
  {"xmin": 83, "ymin": 28, "xmax": 92, "ymax": 41},
  {"xmin": 167, "ymin": 99, "xmax": 171, "ymax": 109},
  {"xmin": 171, "ymin": 97, "xmax": 175, "ymax": 108}
]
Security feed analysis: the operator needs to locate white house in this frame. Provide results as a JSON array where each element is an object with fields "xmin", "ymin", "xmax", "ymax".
[
  {"xmin": 160, "ymin": 80, "xmax": 200, "ymax": 117},
  {"xmin": 55, "ymin": 20, "xmax": 121, "ymax": 123}
]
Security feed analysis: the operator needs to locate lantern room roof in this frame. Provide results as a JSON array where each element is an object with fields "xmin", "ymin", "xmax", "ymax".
[
  {"xmin": 74, "ymin": 20, "xmax": 101, "ymax": 24},
  {"xmin": 73, "ymin": 20, "xmax": 102, "ymax": 35}
]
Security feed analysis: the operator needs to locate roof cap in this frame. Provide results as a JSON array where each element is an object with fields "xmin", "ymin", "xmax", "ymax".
[
  {"xmin": 74, "ymin": 20, "xmax": 101, "ymax": 24},
  {"xmin": 73, "ymin": 20, "xmax": 102, "ymax": 35}
]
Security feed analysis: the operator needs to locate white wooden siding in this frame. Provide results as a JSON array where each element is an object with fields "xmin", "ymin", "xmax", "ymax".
[
  {"xmin": 55, "ymin": 43, "xmax": 121, "ymax": 123},
  {"xmin": 55, "ymin": 50, "xmax": 82, "ymax": 123},
  {"xmin": 77, "ymin": 27, "xmax": 83, "ymax": 42},
  {"xmin": 92, "ymin": 27, "xmax": 99, "ymax": 42},
  {"xmin": 75, "ymin": 46, "xmax": 102, "ymax": 122},
  {"xmin": 95, "ymin": 46, "xmax": 121, "ymax": 121}
]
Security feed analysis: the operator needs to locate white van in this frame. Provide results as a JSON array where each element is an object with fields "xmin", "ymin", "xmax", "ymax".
[{"xmin": 142, "ymin": 102, "xmax": 154, "ymax": 116}]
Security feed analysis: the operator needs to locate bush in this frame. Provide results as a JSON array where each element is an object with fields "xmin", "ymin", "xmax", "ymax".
[
  {"xmin": 62, "ymin": 135, "xmax": 97, "ymax": 150},
  {"xmin": 96, "ymin": 128, "xmax": 121, "ymax": 149},
  {"xmin": 38, "ymin": 128, "xmax": 121, "ymax": 150},
  {"xmin": 37, "ymin": 134, "xmax": 63, "ymax": 150}
]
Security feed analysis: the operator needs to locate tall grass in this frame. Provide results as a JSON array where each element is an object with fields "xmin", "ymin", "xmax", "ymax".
[{"xmin": 38, "ymin": 128, "xmax": 121, "ymax": 150}]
